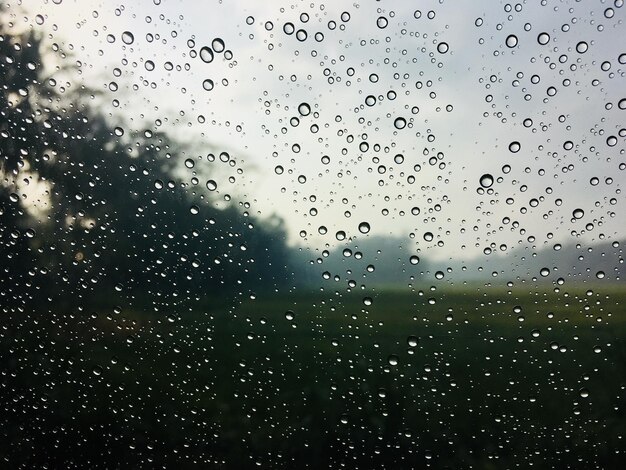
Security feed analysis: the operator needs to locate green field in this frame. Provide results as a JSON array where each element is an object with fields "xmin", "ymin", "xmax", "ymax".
[{"xmin": 2, "ymin": 284, "xmax": 625, "ymax": 468}]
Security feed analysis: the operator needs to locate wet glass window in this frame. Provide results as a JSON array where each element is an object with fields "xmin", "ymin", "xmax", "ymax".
[{"xmin": 1, "ymin": 1, "xmax": 625, "ymax": 468}]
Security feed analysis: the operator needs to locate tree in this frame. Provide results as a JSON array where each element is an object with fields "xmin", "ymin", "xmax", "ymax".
[{"xmin": 0, "ymin": 17, "xmax": 294, "ymax": 313}]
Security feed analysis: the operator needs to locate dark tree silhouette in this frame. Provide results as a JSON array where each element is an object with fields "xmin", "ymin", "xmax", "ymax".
[{"xmin": 0, "ymin": 17, "xmax": 294, "ymax": 314}]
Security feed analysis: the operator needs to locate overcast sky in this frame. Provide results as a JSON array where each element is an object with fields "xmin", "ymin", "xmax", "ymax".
[{"xmin": 12, "ymin": 0, "xmax": 625, "ymax": 262}]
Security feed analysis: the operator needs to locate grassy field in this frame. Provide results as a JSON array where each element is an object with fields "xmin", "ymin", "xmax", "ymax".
[{"xmin": 1, "ymin": 284, "xmax": 625, "ymax": 468}]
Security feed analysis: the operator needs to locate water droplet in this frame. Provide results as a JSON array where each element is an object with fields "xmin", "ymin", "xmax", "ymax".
[
  {"xmin": 596, "ymin": 271, "xmax": 605, "ymax": 279},
  {"xmin": 212, "ymin": 38, "xmax": 225, "ymax": 53},
  {"xmin": 365, "ymin": 95, "xmax": 376, "ymax": 106},
  {"xmin": 283, "ymin": 22, "xmax": 295, "ymax": 35},
  {"xmin": 358, "ymin": 222, "xmax": 370, "ymax": 234},
  {"xmin": 423, "ymin": 232, "xmax": 434, "ymax": 242},
  {"xmin": 509, "ymin": 141, "xmax": 521, "ymax": 153},
  {"xmin": 298, "ymin": 102, "xmax": 311, "ymax": 116},
  {"xmin": 579, "ymin": 388, "xmax": 590, "ymax": 398},
  {"xmin": 387, "ymin": 355, "xmax": 399, "ymax": 366},
  {"xmin": 393, "ymin": 117, "xmax": 407, "ymax": 129},
  {"xmin": 540, "ymin": 267, "xmax": 550, "ymax": 277},
  {"xmin": 537, "ymin": 32, "xmax": 550, "ymax": 45},
  {"xmin": 206, "ymin": 180, "xmax": 217, "ymax": 191},
  {"xmin": 505, "ymin": 34, "xmax": 518, "ymax": 48},
  {"xmin": 437, "ymin": 42, "xmax": 449, "ymax": 54},
  {"xmin": 121, "ymin": 31, "xmax": 134, "ymax": 45},
  {"xmin": 285, "ymin": 310, "xmax": 294, "ymax": 321},
  {"xmin": 407, "ymin": 336, "xmax": 419, "ymax": 347},
  {"xmin": 376, "ymin": 16, "xmax": 388, "ymax": 29},
  {"xmin": 363, "ymin": 297, "xmax": 373, "ymax": 306},
  {"xmin": 200, "ymin": 46, "xmax": 214, "ymax": 63},
  {"xmin": 154, "ymin": 180, "xmax": 164, "ymax": 190},
  {"xmin": 479, "ymin": 174, "xmax": 494, "ymax": 188},
  {"xmin": 203, "ymin": 79, "xmax": 214, "ymax": 91},
  {"xmin": 576, "ymin": 41, "xmax": 588, "ymax": 54},
  {"xmin": 606, "ymin": 135, "xmax": 617, "ymax": 147},
  {"xmin": 409, "ymin": 255, "xmax": 420, "ymax": 265},
  {"xmin": 572, "ymin": 208, "xmax": 584, "ymax": 219}
]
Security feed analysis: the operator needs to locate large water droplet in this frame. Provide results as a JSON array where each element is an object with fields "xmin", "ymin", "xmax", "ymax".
[
  {"xmin": 437, "ymin": 42, "xmax": 449, "ymax": 54},
  {"xmin": 393, "ymin": 117, "xmax": 407, "ymax": 129},
  {"xmin": 298, "ymin": 102, "xmax": 311, "ymax": 116},
  {"xmin": 200, "ymin": 46, "xmax": 214, "ymax": 63},
  {"xmin": 479, "ymin": 173, "xmax": 494, "ymax": 188},
  {"xmin": 121, "ymin": 31, "xmax": 134, "ymax": 45},
  {"xmin": 212, "ymin": 38, "xmax": 225, "ymax": 53},
  {"xmin": 537, "ymin": 32, "xmax": 550, "ymax": 45},
  {"xmin": 505, "ymin": 34, "xmax": 518, "ymax": 48}
]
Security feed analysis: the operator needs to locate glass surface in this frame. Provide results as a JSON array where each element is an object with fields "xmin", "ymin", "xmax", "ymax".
[{"xmin": 1, "ymin": 1, "xmax": 625, "ymax": 468}]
